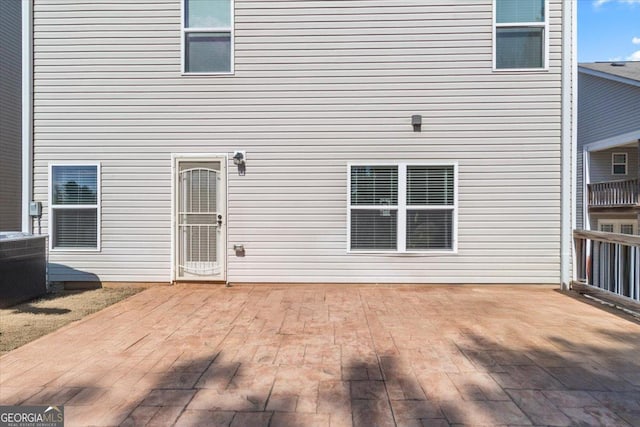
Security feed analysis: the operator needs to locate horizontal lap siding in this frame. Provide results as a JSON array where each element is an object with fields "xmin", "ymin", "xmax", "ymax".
[
  {"xmin": 0, "ymin": 0, "xmax": 22, "ymax": 231},
  {"xmin": 590, "ymin": 148, "xmax": 638, "ymax": 184},
  {"xmin": 33, "ymin": 0, "xmax": 563, "ymax": 283}
]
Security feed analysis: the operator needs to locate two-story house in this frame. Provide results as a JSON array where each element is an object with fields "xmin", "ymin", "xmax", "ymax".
[
  {"xmin": 21, "ymin": 0, "xmax": 577, "ymax": 287},
  {"xmin": 577, "ymin": 61, "xmax": 640, "ymax": 235}
]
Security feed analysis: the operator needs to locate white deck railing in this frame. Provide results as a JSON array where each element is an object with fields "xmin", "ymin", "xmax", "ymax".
[
  {"xmin": 574, "ymin": 230, "xmax": 640, "ymax": 303},
  {"xmin": 588, "ymin": 179, "xmax": 639, "ymax": 207}
]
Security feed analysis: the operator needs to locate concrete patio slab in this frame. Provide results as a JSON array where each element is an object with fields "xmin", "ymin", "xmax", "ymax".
[{"xmin": 1, "ymin": 284, "xmax": 639, "ymax": 426}]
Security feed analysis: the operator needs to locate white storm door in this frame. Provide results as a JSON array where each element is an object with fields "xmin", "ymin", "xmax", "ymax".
[{"xmin": 176, "ymin": 159, "xmax": 226, "ymax": 280}]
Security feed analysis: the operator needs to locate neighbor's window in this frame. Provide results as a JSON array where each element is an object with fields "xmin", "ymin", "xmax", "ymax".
[
  {"xmin": 599, "ymin": 221, "xmax": 636, "ymax": 235},
  {"xmin": 50, "ymin": 164, "xmax": 100, "ymax": 250},
  {"xmin": 620, "ymin": 224, "xmax": 635, "ymax": 235},
  {"xmin": 183, "ymin": 0, "xmax": 233, "ymax": 73},
  {"xmin": 612, "ymin": 153, "xmax": 627, "ymax": 175},
  {"xmin": 599, "ymin": 223, "xmax": 614, "ymax": 233},
  {"xmin": 494, "ymin": 0, "xmax": 547, "ymax": 69},
  {"xmin": 349, "ymin": 164, "xmax": 456, "ymax": 252}
]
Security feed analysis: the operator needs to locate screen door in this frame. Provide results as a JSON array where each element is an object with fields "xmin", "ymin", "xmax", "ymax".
[{"xmin": 175, "ymin": 159, "xmax": 225, "ymax": 280}]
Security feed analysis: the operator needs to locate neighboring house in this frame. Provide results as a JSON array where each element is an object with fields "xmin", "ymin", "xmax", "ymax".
[
  {"xmin": 24, "ymin": 0, "xmax": 577, "ymax": 285},
  {"xmin": 577, "ymin": 62, "xmax": 640, "ymax": 235},
  {"xmin": 0, "ymin": 0, "xmax": 22, "ymax": 231}
]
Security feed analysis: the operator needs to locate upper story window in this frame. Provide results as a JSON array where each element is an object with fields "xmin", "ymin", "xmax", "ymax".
[
  {"xmin": 50, "ymin": 164, "xmax": 100, "ymax": 251},
  {"xmin": 183, "ymin": 0, "xmax": 233, "ymax": 74},
  {"xmin": 494, "ymin": 0, "xmax": 547, "ymax": 70},
  {"xmin": 612, "ymin": 153, "xmax": 627, "ymax": 175}
]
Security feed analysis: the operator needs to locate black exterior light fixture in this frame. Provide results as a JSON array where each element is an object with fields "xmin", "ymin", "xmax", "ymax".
[
  {"xmin": 412, "ymin": 115, "xmax": 422, "ymax": 132},
  {"xmin": 233, "ymin": 150, "xmax": 246, "ymax": 176}
]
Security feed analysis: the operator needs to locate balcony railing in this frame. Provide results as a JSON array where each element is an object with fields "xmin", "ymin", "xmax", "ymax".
[
  {"xmin": 588, "ymin": 179, "xmax": 639, "ymax": 207},
  {"xmin": 574, "ymin": 230, "xmax": 640, "ymax": 303}
]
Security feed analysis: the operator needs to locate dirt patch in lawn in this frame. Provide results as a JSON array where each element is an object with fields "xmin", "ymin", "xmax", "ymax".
[{"xmin": 0, "ymin": 287, "xmax": 142, "ymax": 355}]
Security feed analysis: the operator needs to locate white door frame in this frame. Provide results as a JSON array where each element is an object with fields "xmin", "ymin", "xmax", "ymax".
[{"xmin": 171, "ymin": 153, "xmax": 228, "ymax": 282}]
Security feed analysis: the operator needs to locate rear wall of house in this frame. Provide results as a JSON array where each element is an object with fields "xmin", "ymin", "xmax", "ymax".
[{"xmin": 33, "ymin": 0, "xmax": 564, "ymax": 284}]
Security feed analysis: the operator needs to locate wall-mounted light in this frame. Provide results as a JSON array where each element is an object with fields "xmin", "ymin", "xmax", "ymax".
[
  {"xmin": 233, "ymin": 151, "xmax": 246, "ymax": 176},
  {"xmin": 412, "ymin": 115, "xmax": 422, "ymax": 132}
]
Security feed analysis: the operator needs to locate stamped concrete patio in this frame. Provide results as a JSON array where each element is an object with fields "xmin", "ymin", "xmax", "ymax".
[{"xmin": 1, "ymin": 284, "xmax": 639, "ymax": 426}]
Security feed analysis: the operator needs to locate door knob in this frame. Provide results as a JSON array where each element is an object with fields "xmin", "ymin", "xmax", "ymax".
[{"xmin": 217, "ymin": 214, "xmax": 223, "ymax": 226}]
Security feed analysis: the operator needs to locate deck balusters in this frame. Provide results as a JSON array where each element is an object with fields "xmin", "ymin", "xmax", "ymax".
[{"xmin": 574, "ymin": 230, "xmax": 640, "ymax": 303}]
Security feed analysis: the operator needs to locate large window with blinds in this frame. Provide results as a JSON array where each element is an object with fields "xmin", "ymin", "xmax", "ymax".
[
  {"xmin": 494, "ymin": 0, "xmax": 547, "ymax": 70},
  {"xmin": 183, "ymin": 0, "xmax": 233, "ymax": 74},
  {"xmin": 49, "ymin": 164, "xmax": 100, "ymax": 250},
  {"xmin": 348, "ymin": 164, "xmax": 457, "ymax": 253}
]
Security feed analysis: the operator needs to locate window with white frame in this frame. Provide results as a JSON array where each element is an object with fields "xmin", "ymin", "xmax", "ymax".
[
  {"xmin": 599, "ymin": 223, "xmax": 614, "ymax": 233},
  {"xmin": 183, "ymin": 0, "xmax": 233, "ymax": 74},
  {"xmin": 349, "ymin": 164, "xmax": 456, "ymax": 252},
  {"xmin": 599, "ymin": 220, "xmax": 636, "ymax": 235},
  {"xmin": 50, "ymin": 165, "xmax": 100, "ymax": 249},
  {"xmin": 494, "ymin": 0, "xmax": 547, "ymax": 70},
  {"xmin": 612, "ymin": 153, "xmax": 627, "ymax": 175}
]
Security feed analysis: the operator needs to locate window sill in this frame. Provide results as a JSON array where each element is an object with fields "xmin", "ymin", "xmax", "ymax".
[
  {"xmin": 50, "ymin": 248, "xmax": 101, "ymax": 253},
  {"xmin": 181, "ymin": 71, "xmax": 235, "ymax": 76},
  {"xmin": 347, "ymin": 250, "xmax": 458, "ymax": 256},
  {"xmin": 492, "ymin": 67, "xmax": 549, "ymax": 73}
]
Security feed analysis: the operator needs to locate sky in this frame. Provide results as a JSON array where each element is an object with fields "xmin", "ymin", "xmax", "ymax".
[{"xmin": 578, "ymin": 0, "xmax": 640, "ymax": 62}]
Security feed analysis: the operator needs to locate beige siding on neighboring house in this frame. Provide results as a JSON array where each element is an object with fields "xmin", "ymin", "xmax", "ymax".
[
  {"xmin": 33, "ymin": 0, "xmax": 564, "ymax": 283},
  {"xmin": 0, "ymin": 0, "xmax": 22, "ymax": 231}
]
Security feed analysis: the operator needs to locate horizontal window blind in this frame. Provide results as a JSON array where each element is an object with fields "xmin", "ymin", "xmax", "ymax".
[
  {"xmin": 53, "ymin": 209, "xmax": 98, "ymax": 248},
  {"xmin": 407, "ymin": 210, "xmax": 453, "ymax": 250},
  {"xmin": 350, "ymin": 166, "xmax": 398, "ymax": 206},
  {"xmin": 407, "ymin": 166, "xmax": 454, "ymax": 206},
  {"xmin": 350, "ymin": 209, "xmax": 398, "ymax": 251}
]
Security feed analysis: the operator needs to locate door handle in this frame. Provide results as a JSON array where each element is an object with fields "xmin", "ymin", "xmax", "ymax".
[{"xmin": 217, "ymin": 214, "xmax": 223, "ymax": 227}]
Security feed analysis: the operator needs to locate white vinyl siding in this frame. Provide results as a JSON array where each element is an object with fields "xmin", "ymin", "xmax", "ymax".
[
  {"xmin": 49, "ymin": 164, "xmax": 100, "ymax": 251},
  {"xmin": 32, "ymin": 0, "xmax": 566, "ymax": 284},
  {"xmin": 494, "ymin": 0, "xmax": 548, "ymax": 70},
  {"xmin": 0, "ymin": 0, "xmax": 22, "ymax": 231},
  {"xmin": 611, "ymin": 152, "xmax": 627, "ymax": 176},
  {"xmin": 182, "ymin": 0, "xmax": 233, "ymax": 74}
]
